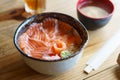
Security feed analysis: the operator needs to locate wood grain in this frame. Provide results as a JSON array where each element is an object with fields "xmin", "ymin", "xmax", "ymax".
[
  {"xmin": 0, "ymin": 0, "xmax": 120, "ymax": 80},
  {"xmin": 84, "ymin": 65, "xmax": 120, "ymax": 80}
]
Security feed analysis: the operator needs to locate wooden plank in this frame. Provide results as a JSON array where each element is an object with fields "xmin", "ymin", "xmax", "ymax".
[{"xmin": 84, "ymin": 65, "xmax": 120, "ymax": 80}]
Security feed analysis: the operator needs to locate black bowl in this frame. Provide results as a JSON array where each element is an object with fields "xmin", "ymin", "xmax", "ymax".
[{"xmin": 77, "ymin": 0, "xmax": 114, "ymax": 30}]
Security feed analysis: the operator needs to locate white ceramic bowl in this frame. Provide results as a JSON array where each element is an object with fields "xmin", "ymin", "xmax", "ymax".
[{"xmin": 14, "ymin": 12, "xmax": 88, "ymax": 75}]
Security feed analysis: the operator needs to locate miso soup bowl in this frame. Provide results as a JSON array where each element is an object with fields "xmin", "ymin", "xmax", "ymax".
[
  {"xmin": 77, "ymin": 0, "xmax": 114, "ymax": 30},
  {"xmin": 14, "ymin": 12, "xmax": 88, "ymax": 75}
]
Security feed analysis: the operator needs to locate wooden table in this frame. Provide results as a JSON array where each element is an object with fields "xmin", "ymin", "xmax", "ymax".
[{"xmin": 0, "ymin": 0, "xmax": 120, "ymax": 80}]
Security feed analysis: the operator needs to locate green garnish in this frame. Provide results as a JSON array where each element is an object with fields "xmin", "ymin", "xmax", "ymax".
[{"xmin": 60, "ymin": 50, "xmax": 71, "ymax": 58}]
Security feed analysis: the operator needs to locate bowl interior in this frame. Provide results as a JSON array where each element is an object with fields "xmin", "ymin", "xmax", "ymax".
[
  {"xmin": 14, "ymin": 12, "xmax": 88, "ymax": 61},
  {"xmin": 77, "ymin": 0, "xmax": 114, "ymax": 19}
]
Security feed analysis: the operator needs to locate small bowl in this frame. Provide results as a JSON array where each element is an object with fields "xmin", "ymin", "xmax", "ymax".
[
  {"xmin": 77, "ymin": 0, "xmax": 114, "ymax": 30},
  {"xmin": 14, "ymin": 12, "xmax": 88, "ymax": 75}
]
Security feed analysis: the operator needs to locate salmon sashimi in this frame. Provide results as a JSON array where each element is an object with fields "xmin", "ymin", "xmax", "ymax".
[{"xmin": 18, "ymin": 18, "xmax": 82, "ymax": 60}]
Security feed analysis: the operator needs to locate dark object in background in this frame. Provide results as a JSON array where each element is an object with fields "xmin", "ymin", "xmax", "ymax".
[
  {"xmin": 117, "ymin": 54, "xmax": 120, "ymax": 65},
  {"xmin": 77, "ymin": 0, "xmax": 114, "ymax": 30}
]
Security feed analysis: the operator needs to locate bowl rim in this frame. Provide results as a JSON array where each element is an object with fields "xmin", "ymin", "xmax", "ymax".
[
  {"xmin": 77, "ymin": 0, "xmax": 114, "ymax": 20},
  {"xmin": 13, "ymin": 12, "xmax": 89, "ymax": 62}
]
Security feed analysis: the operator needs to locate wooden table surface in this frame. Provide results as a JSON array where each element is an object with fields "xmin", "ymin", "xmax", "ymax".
[{"xmin": 0, "ymin": 0, "xmax": 120, "ymax": 80}]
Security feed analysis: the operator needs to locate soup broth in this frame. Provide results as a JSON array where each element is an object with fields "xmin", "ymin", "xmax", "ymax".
[
  {"xmin": 18, "ymin": 18, "xmax": 82, "ymax": 60},
  {"xmin": 80, "ymin": 5, "xmax": 109, "ymax": 18}
]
